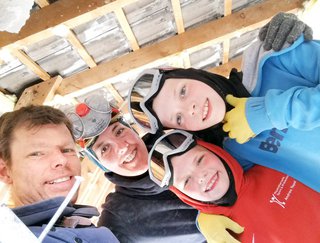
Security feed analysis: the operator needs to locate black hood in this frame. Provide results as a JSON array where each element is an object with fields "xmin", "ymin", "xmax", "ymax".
[
  {"xmin": 146, "ymin": 68, "xmax": 251, "ymax": 146},
  {"xmin": 161, "ymin": 67, "xmax": 250, "ymax": 111}
]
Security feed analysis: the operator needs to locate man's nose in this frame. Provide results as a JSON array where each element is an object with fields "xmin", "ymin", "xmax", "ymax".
[{"xmin": 51, "ymin": 150, "xmax": 68, "ymax": 168}]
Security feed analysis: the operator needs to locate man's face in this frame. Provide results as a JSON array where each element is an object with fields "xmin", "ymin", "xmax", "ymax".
[
  {"xmin": 171, "ymin": 145, "xmax": 230, "ymax": 202},
  {"xmin": 92, "ymin": 122, "xmax": 148, "ymax": 177},
  {"xmin": 5, "ymin": 124, "xmax": 81, "ymax": 206},
  {"xmin": 152, "ymin": 78, "xmax": 226, "ymax": 131}
]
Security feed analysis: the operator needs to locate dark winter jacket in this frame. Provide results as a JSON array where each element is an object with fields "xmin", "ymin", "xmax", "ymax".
[
  {"xmin": 98, "ymin": 171, "xmax": 206, "ymax": 243},
  {"xmin": 13, "ymin": 197, "xmax": 119, "ymax": 243}
]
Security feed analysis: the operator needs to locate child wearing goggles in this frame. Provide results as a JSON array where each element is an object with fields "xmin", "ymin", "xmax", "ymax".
[
  {"xmin": 129, "ymin": 17, "xmax": 320, "ymax": 193},
  {"xmin": 148, "ymin": 130, "xmax": 320, "ymax": 242}
]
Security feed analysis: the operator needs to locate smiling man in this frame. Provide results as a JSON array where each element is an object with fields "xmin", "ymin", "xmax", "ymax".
[{"xmin": 0, "ymin": 105, "xmax": 119, "ymax": 243}]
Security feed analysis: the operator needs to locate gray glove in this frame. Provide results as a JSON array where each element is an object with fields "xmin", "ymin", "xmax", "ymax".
[{"xmin": 259, "ymin": 12, "xmax": 313, "ymax": 51}]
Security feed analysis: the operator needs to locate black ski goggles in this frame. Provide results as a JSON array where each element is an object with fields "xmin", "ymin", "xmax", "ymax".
[
  {"xmin": 148, "ymin": 130, "xmax": 196, "ymax": 187},
  {"xmin": 128, "ymin": 68, "xmax": 172, "ymax": 134}
]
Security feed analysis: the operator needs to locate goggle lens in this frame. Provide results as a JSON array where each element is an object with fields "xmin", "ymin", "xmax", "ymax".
[
  {"xmin": 129, "ymin": 69, "xmax": 164, "ymax": 133},
  {"xmin": 149, "ymin": 130, "xmax": 194, "ymax": 187}
]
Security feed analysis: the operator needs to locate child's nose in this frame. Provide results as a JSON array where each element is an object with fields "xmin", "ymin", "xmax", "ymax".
[
  {"xmin": 189, "ymin": 103, "xmax": 196, "ymax": 116},
  {"xmin": 198, "ymin": 172, "xmax": 207, "ymax": 185}
]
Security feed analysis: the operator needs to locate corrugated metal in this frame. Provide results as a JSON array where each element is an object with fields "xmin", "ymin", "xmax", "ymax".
[{"xmin": 124, "ymin": 0, "xmax": 177, "ymax": 46}]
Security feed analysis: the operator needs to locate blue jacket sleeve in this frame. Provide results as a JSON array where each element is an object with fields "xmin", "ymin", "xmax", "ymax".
[{"xmin": 245, "ymin": 39, "xmax": 320, "ymax": 134}]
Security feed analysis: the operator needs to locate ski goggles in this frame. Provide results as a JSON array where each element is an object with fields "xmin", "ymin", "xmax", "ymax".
[
  {"xmin": 128, "ymin": 68, "xmax": 171, "ymax": 134},
  {"xmin": 148, "ymin": 130, "xmax": 196, "ymax": 187}
]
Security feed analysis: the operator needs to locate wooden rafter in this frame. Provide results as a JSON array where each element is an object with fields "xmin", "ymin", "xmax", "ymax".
[
  {"xmin": 223, "ymin": 0, "xmax": 233, "ymax": 63},
  {"xmin": 224, "ymin": 0, "xmax": 232, "ymax": 16},
  {"xmin": 8, "ymin": 47, "xmax": 51, "ymax": 80},
  {"xmin": 60, "ymin": 26, "xmax": 97, "ymax": 68},
  {"xmin": 57, "ymin": 0, "xmax": 302, "ymax": 96},
  {"xmin": 171, "ymin": 0, "xmax": 185, "ymax": 34},
  {"xmin": 114, "ymin": 8, "xmax": 140, "ymax": 51},
  {"xmin": 104, "ymin": 83, "xmax": 124, "ymax": 104},
  {"xmin": 222, "ymin": 39, "xmax": 230, "ymax": 64},
  {"xmin": 14, "ymin": 76, "xmax": 63, "ymax": 110},
  {"xmin": 34, "ymin": 0, "xmax": 50, "ymax": 8}
]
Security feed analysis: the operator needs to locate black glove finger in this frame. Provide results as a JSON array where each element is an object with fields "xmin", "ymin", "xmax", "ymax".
[
  {"xmin": 258, "ymin": 23, "xmax": 269, "ymax": 41},
  {"xmin": 303, "ymin": 25, "xmax": 313, "ymax": 41},
  {"xmin": 263, "ymin": 14, "xmax": 284, "ymax": 51},
  {"xmin": 286, "ymin": 21, "xmax": 305, "ymax": 44}
]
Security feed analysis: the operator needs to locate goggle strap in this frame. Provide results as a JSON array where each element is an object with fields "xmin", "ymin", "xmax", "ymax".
[{"xmin": 83, "ymin": 148, "xmax": 108, "ymax": 172}]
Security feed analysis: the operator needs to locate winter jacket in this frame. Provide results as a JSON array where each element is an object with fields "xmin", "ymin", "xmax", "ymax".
[
  {"xmin": 12, "ymin": 197, "xmax": 119, "ymax": 243},
  {"xmin": 171, "ymin": 140, "xmax": 320, "ymax": 243},
  {"xmin": 224, "ymin": 36, "xmax": 320, "ymax": 192},
  {"xmin": 98, "ymin": 172, "xmax": 206, "ymax": 243}
]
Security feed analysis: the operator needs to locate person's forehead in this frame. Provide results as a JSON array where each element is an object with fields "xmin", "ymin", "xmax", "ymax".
[
  {"xmin": 93, "ymin": 121, "xmax": 132, "ymax": 147},
  {"xmin": 12, "ymin": 124, "xmax": 72, "ymax": 142},
  {"xmin": 100, "ymin": 121, "xmax": 129, "ymax": 136}
]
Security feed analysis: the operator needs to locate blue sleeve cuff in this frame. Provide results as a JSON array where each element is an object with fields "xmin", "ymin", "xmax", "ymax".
[{"xmin": 245, "ymin": 97, "xmax": 274, "ymax": 134}]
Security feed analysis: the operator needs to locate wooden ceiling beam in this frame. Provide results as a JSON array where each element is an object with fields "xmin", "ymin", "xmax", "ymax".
[
  {"xmin": 14, "ymin": 76, "xmax": 63, "ymax": 110},
  {"xmin": 35, "ymin": 0, "xmax": 50, "ymax": 8},
  {"xmin": 62, "ymin": 27, "xmax": 97, "ymax": 68},
  {"xmin": 171, "ymin": 0, "xmax": 185, "ymax": 34},
  {"xmin": 57, "ymin": 0, "xmax": 302, "ymax": 96},
  {"xmin": 114, "ymin": 8, "xmax": 140, "ymax": 51},
  {"xmin": 8, "ymin": 47, "xmax": 51, "ymax": 80},
  {"xmin": 104, "ymin": 83, "xmax": 124, "ymax": 104},
  {"xmin": 223, "ymin": 0, "xmax": 232, "ymax": 63},
  {"xmin": 224, "ymin": 0, "xmax": 232, "ymax": 16}
]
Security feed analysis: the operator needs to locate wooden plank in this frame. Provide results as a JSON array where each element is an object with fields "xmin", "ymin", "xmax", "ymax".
[
  {"xmin": 105, "ymin": 83, "xmax": 124, "ymax": 103},
  {"xmin": 35, "ymin": 0, "xmax": 50, "ymax": 8},
  {"xmin": 0, "ymin": 0, "xmax": 138, "ymax": 49},
  {"xmin": 224, "ymin": 0, "xmax": 232, "ymax": 16},
  {"xmin": 222, "ymin": 39, "xmax": 230, "ymax": 64},
  {"xmin": 14, "ymin": 76, "xmax": 63, "ymax": 110},
  {"xmin": 0, "ymin": 92, "xmax": 16, "ymax": 113},
  {"xmin": 57, "ymin": 0, "xmax": 303, "ymax": 95},
  {"xmin": 8, "ymin": 47, "xmax": 51, "ymax": 80},
  {"xmin": 63, "ymin": 27, "xmax": 97, "ymax": 68},
  {"xmin": 114, "ymin": 8, "xmax": 140, "ymax": 51},
  {"xmin": 171, "ymin": 0, "xmax": 185, "ymax": 34}
]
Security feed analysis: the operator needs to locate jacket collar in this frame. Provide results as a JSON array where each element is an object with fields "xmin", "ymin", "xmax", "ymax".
[{"xmin": 12, "ymin": 197, "xmax": 99, "ymax": 226}]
